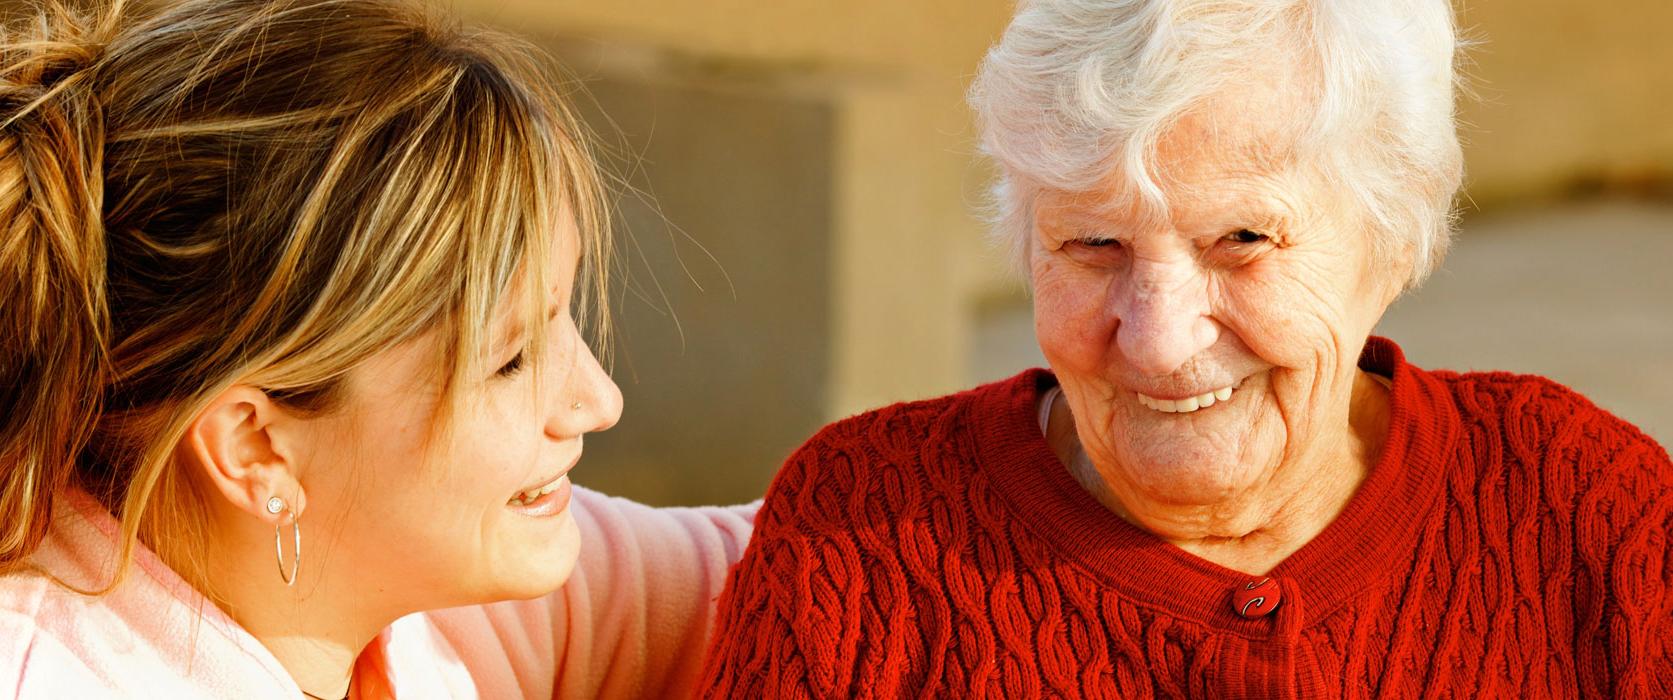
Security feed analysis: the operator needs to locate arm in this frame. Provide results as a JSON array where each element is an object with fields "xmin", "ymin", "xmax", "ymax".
[
  {"xmin": 1571, "ymin": 426, "xmax": 1672, "ymax": 699},
  {"xmin": 424, "ymin": 486, "xmax": 758, "ymax": 699},
  {"xmin": 697, "ymin": 434, "xmax": 869, "ymax": 699},
  {"xmin": 555, "ymin": 487, "xmax": 760, "ymax": 698},
  {"xmin": 1602, "ymin": 440, "xmax": 1671, "ymax": 699}
]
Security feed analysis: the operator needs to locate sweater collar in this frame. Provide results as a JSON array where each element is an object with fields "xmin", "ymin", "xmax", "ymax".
[{"xmin": 971, "ymin": 336, "xmax": 1461, "ymax": 632}]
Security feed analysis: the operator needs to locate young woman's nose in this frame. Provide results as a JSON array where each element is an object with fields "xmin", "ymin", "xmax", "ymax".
[
  {"xmin": 1110, "ymin": 257, "xmax": 1220, "ymax": 377},
  {"xmin": 548, "ymin": 335, "xmax": 622, "ymax": 438}
]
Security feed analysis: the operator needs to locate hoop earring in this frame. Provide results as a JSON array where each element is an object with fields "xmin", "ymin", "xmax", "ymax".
[{"xmin": 267, "ymin": 496, "xmax": 301, "ymax": 586}]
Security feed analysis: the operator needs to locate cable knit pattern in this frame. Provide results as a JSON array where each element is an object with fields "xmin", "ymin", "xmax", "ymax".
[{"xmin": 699, "ymin": 338, "xmax": 1672, "ymax": 698}]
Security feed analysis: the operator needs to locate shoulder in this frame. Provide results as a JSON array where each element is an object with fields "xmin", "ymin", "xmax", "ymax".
[
  {"xmin": 0, "ymin": 575, "xmax": 50, "ymax": 683},
  {"xmin": 795, "ymin": 384, "xmax": 986, "ymax": 457},
  {"xmin": 1, "ymin": 570, "xmax": 82, "ymax": 660},
  {"xmin": 1432, "ymin": 368, "xmax": 1669, "ymax": 471},
  {"xmin": 1430, "ymin": 368, "xmax": 1670, "ymax": 544},
  {"xmin": 0, "ymin": 497, "xmax": 298, "ymax": 697},
  {"xmin": 1429, "ymin": 371, "xmax": 1673, "ymax": 676},
  {"xmin": 0, "ymin": 575, "xmax": 114, "ymax": 696},
  {"xmin": 758, "ymin": 375, "xmax": 1028, "ymax": 527},
  {"xmin": 699, "ymin": 380, "xmax": 1017, "ymax": 699}
]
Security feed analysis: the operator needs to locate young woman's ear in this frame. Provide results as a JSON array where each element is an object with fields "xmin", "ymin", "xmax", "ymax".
[{"xmin": 183, "ymin": 385, "xmax": 306, "ymax": 524}]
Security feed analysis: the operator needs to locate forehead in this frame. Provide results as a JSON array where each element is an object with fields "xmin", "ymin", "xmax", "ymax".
[
  {"xmin": 1040, "ymin": 61, "xmax": 1315, "ymax": 225},
  {"xmin": 494, "ymin": 212, "xmax": 583, "ymax": 323}
]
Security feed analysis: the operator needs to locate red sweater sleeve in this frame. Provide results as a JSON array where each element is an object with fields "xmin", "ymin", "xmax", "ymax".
[
  {"xmin": 697, "ymin": 421, "xmax": 878, "ymax": 698},
  {"xmin": 1563, "ymin": 401, "xmax": 1673, "ymax": 697},
  {"xmin": 1465, "ymin": 373, "xmax": 1673, "ymax": 698},
  {"xmin": 1594, "ymin": 438, "xmax": 1673, "ymax": 697}
]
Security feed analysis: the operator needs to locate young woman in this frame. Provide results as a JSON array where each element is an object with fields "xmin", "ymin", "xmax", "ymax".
[{"xmin": 0, "ymin": 0, "xmax": 755, "ymax": 697}]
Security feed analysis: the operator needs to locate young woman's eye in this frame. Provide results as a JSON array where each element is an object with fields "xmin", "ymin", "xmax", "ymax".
[
  {"xmin": 1224, "ymin": 229, "xmax": 1269, "ymax": 244},
  {"xmin": 495, "ymin": 351, "xmax": 526, "ymax": 378}
]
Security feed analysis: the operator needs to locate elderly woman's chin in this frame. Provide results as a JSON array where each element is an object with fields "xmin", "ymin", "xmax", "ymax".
[
  {"xmin": 1096, "ymin": 382, "xmax": 1288, "ymax": 507},
  {"xmin": 1108, "ymin": 444, "xmax": 1278, "ymax": 509}
]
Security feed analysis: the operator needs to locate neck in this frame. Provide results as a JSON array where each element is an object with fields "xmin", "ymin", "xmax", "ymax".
[
  {"xmin": 1049, "ymin": 369, "xmax": 1392, "ymax": 575},
  {"xmin": 194, "ymin": 510, "xmax": 392, "ymax": 699}
]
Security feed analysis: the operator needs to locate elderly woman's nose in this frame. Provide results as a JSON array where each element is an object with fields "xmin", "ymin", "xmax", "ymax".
[{"xmin": 1112, "ymin": 261, "xmax": 1220, "ymax": 377}]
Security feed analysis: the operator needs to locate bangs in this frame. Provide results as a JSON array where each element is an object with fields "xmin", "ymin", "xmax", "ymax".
[{"xmin": 414, "ymin": 39, "xmax": 613, "ymax": 435}]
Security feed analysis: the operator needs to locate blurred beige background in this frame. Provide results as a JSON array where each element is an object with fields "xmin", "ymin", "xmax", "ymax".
[{"xmin": 447, "ymin": 1, "xmax": 1673, "ymax": 506}]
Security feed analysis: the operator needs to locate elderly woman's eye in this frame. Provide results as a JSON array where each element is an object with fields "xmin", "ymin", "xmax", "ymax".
[
  {"xmin": 1074, "ymin": 237, "xmax": 1120, "ymax": 248},
  {"xmin": 1224, "ymin": 229, "xmax": 1269, "ymax": 244}
]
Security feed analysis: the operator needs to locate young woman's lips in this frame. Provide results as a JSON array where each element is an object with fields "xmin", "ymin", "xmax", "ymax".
[{"xmin": 506, "ymin": 475, "xmax": 571, "ymax": 518}]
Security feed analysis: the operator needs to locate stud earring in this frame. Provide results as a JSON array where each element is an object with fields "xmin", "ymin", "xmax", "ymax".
[
  {"xmin": 269, "ymin": 496, "xmax": 301, "ymax": 586},
  {"xmin": 571, "ymin": 401, "xmax": 582, "ymax": 410}
]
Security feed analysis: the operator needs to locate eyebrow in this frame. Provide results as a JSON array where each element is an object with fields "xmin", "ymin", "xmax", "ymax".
[
  {"xmin": 497, "ymin": 304, "xmax": 564, "ymax": 351},
  {"xmin": 1036, "ymin": 190, "xmax": 1301, "ymax": 243}
]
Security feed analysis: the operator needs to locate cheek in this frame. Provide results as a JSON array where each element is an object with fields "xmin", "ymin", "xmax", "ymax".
[
  {"xmin": 351, "ymin": 396, "xmax": 542, "ymax": 536},
  {"xmin": 446, "ymin": 398, "xmax": 545, "ymax": 498},
  {"xmin": 1032, "ymin": 264, "xmax": 1115, "ymax": 368},
  {"xmin": 323, "ymin": 403, "xmax": 436, "ymax": 514},
  {"xmin": 1214, "ymin": 255, "xmax": 1358, "ymax": 369},
  {"xmin": 368, "ymin": 408, "xmax": 550, "ymax": 588}
]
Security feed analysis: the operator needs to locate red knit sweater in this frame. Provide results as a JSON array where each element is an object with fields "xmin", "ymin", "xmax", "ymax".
[{"xmin": 699, "ymin": 339, "xmax": 1672, "ymax": 698}]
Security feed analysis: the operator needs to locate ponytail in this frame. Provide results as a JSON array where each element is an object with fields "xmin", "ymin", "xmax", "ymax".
[{"xmin": 0, "ymin": 2, "xmax": 118, "ymax": 571}]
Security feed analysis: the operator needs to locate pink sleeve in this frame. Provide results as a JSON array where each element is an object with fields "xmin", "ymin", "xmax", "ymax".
[{"xmin": 424, "ymin": 486, "xmax": 759, "ymax": 699}]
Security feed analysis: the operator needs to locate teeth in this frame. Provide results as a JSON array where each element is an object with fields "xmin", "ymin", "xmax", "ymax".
[
  {"xmin": 1136, "ymin": 384, "xmax": 1237, "ymax": 414},
  {"xmin": 509, "ymin": 475, "xmax": 566, "ymax": 505}
]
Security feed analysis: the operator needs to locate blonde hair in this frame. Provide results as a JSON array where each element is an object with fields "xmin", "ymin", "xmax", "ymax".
[{"xmin": 0, "ymin": 0, "xmax": 611, "ymax": 600}]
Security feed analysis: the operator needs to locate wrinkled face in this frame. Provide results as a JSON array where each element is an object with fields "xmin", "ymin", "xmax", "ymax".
[
  {"xmin": 297, "ymin": 219, "xmax": 622, "ymax": 610},
  {"xmin": 1029, "ymin": 92, "xmax": 1404, "ymax": 511}
]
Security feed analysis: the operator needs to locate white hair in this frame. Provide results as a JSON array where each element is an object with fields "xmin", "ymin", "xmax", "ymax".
[{"xmin": 969, "ymin": 0, "xmax": 1465, "ymax": 288}]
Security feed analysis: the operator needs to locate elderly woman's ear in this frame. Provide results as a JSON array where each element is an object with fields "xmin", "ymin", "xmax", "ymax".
[{"xmin": 1387, "ymin": 237, "xmax": 1424, "ymax": 300}]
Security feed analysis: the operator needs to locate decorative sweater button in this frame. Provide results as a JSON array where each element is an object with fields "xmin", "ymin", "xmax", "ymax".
[{"xmin": 1233, "ymin": 577, "xmax": 1281, "ymax": 618}]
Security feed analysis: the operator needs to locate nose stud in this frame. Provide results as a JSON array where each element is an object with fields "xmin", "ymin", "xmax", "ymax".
[{"xmin": 571, "ymin": 401, "xmax": 582, "ymax": 410}]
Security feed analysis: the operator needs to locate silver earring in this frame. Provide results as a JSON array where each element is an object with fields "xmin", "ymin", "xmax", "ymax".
[{"xmin": 270, "ymin": 497, "xmax": 301, "ymax": 586}]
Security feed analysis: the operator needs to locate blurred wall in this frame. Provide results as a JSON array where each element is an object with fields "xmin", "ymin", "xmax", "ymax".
[
  {"xmin": 1453, "ymin": 0, "xmax": 1673, "ymax": 205},
  {"xmin": 569, "ymin": 77, "xmax": 836, "ymax": 505}
]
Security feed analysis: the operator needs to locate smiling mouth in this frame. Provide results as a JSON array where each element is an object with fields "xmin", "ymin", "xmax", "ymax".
[
  {"xmin": 1135, "ymin": 381, "xmax": 1243, "ymax": 414},
  {"xmin": 508, "ymin": 472, "xmax": 568, "ymax": 506},
  {"xmin": 508, "ymin": 452, "xmax": 581, "ymax": 509}
]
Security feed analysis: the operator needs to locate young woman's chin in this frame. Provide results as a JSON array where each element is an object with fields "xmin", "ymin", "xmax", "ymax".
[{"xmin": 489, "ymin": 505, "xmax": 583, "ymax": 601}]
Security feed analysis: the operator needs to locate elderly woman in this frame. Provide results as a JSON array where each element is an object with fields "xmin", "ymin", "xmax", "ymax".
[{"xmin": 699, "ymin": 0, "xmax": 1671, "ymax": 697}]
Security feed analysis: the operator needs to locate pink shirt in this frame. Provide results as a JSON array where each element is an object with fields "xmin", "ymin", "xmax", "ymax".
[{"xmin": 0, "ymin": 487, "xmax": 757, "ymax": 698}]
